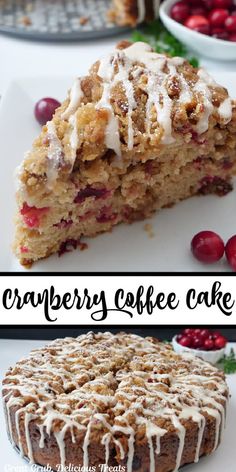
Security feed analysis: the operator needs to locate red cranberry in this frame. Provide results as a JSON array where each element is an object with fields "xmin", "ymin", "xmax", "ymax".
[
  {"xmin": 200, "ymin": 329, "xmax": 210, "ymax": 339},
  {"xmin": 183, "ymin": 328, "xmax": 195, "ymax": 336},
  {"xmin": 74, "ymin": 186, "xmax": 110, "ymax": 204},
  {"xmin": 192, "ymin": 336, "xmax": 204, "ymax": 349},
  {"xmin": 212, "ymin": 330, "xmax": 222, "ymax": 339},
  {"xmin": 190, "ymin": 7, "xmax": 206, "ymax": 15},
  {"xmin": 20, "ymin": 202, "xmax": 49, "ymax": 228},
  {"xmin": 213, "ymin": 0, "xmax": 232, "ymax": 7},
  {"xmin": 184, "ymin": 15, "xmax": 210, "ymax": 34},
  {"xmin": 225, "ymin": 14, "xmax": 236, "ymax": 31},
  {"xmin": 204, "ymin": 338, "xmax": 215, "ymax": 350},
  {"xmin": 34, "ymin": 98, "xmax": 61, "ymax": 126},
  {"xmin": 225, "ymin": 235, "xmax": 236, "ymax": 270},
  {"xmin": 202, "ymin": 0, "xmax": 214, "ymax": 8},
  {"xmin": 211, "ymin": 27, "xmax": 229, "ymax": 38},
  {"xmin": 229, "ymin": 32, "xmax": 236, "ymax": 39},
  {"xmin": 191, "ymin": 231, "xmax": 225, "ymax": 264},
  {"xmin": 170, "ymin": 1, "xmax": 190, "ymax": 22},
  {"xmin": 178, "ymin": 336, "xmax": 192, "ymax": 347},
  {"xmin": 209, "ymin": 8, "xmax": 229, "ymax": 26},
  {"xmin": 214, "ymin": 336, "xmax": 227, "ymax": 349}
]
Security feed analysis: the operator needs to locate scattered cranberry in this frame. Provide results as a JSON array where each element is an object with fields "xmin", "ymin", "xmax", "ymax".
[
  {"xmin": 34, "ymin": 98, "xmax": 61, "ymax": 126},
  {"xmin": 191, "ymin": 231, "xmax": 225, "ymax": 264},
  {"xmin": 178, "ymin": 336, "xmax": 192, "ymax": 347},
  {"xmin": 184, "ymin": 15, "xmax": 210, "ymax": 34},
  {"xmin": 209, "ymin": 8, "xmax": 229, "ymax": 26},
  {"xmin": 225, "ymin": 235, "xmax": 236, "ymax": 270},
  {"xmin": 170, "ymin": 1, "xmax": 190, "ymax": 22}
]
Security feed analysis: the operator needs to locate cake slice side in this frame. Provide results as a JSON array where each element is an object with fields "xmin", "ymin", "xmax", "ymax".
[{"xmin": 13, "ymin": 42, "xmax": 236, "ymax": 266}]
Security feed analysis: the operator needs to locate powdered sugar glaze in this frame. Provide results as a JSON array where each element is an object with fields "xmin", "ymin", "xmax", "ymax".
[{"xmin": 2, "ymin": 332, "xmax": 229, "ymax": 472}]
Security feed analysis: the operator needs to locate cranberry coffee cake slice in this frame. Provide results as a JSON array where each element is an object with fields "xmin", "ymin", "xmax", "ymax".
[
  {"xmin": 13, "ymin": 41, "xmax": 236, "ymax": 266},
  {"xmin": 109, "ymin": 0, "xmax": 160, "ymax": 26}
]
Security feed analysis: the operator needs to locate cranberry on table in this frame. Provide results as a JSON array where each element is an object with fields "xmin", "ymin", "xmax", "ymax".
[
  {"xmin": 34, "ymin": 97, "xmax": 61, "ymax": 125},
  {"xmin": 225, "ymin": 235, "xmax": 236, "ymax": 270},
  {"xmin": 184, "ymin": 15, "xmax": 210, "ymax": 34},
  {"xmin": 191, "ymin": 231, "xmax": 225, "ymax": 264},
  {"xmin": 170, "ymin": 1, "xmax": 190, "ymax": 23}
]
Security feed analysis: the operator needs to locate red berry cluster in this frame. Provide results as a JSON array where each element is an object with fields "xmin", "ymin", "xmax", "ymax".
[
  {"xmin": 191, "ymin": 231, "xmax": 236, "ymax": 271},
  {"xmin": 170, "ymin": 0, "xmax": 236, "ymax": 41},
  {"xmin": 176, "ymin": 328, "xmax": 227, "ymax": 350}
]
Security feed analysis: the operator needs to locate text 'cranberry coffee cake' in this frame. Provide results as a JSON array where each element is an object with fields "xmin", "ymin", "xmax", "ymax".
[
  {"xmin": 13, "ymin": 41, "xmax": 236, "ymax": 266},
  {"xmin": 2, "ymin": 332, "xmax": 229, "ymax": 472}
]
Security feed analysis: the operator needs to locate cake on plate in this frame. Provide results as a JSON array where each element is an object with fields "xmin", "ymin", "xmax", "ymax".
[
  {"xmin": 109, "ymin": 0, "xmax": 160, "ymax": 26},
  {"xmin": 13, "ymin": 41, "xmax": 236, "ymax": 266},
  {"xmin": 2, "ymin": 332, "xmax": 229, "ymax": 472}
]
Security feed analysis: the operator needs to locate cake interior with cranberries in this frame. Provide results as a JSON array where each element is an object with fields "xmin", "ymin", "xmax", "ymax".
[
  {"xmin": 2, "ymin": 332, "xmax": 229, "ymax": 472},
  {"xmin": 13, "ymin": 41, "xmax": 236, "ymax": 266},
  {"xmin": 109, "ymin": 0, "xmax": 160, "ymax": 26}
]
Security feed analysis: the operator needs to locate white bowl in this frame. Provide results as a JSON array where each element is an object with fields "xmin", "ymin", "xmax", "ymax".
[
  {"xmin": 172, "ymin": 335, "xmax": 226, "ymax": 364},
  {"xmin": 160, "ymin": 0, "xmax": 236, "ymax": 60}
]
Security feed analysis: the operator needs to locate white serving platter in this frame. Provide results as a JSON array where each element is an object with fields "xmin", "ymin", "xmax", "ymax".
[
  {"xmin": 0, "ymin": 339, "xmax": 235, "ymax": 470},
  {"xmin": 1, "ymin": 72, "xmax": 236, "ymax": 272}
]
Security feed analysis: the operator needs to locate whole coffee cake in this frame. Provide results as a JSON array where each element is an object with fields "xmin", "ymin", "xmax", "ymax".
[
  {"xmin": 2, "ymin": 332, "xmax": 229, "ymax": 471},
  {"xmin": 13, "ymin": 41, "xmax": 236, "ymax": 266}
]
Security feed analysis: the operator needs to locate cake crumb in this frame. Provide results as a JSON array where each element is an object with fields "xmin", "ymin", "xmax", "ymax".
[
  {"xmin": 144, "ymin": 223, "xmax": 155, "ymax": 238},
  {"xmin": 79, "ymin": 16, "xmax": 89, "ymax": 25},
  {"xmin": 20, "ymin": 16, "xmax": 32, "ymax": 26}
]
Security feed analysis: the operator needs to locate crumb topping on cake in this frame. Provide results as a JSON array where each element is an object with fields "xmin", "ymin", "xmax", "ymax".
[{"xmin": 3, "ymin": 332, "xmax": 228, "ymax": 471}]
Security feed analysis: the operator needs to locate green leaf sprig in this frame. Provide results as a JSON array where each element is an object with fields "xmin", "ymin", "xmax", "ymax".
[
  {"xmin": 131, "ymin": 20, "xmax": 199, "ymax": 68},
  {"xmin": 217, "ymin": 348, "xmax": 236, "ymax": 374}
]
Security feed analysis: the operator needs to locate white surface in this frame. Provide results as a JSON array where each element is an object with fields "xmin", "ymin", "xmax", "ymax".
[
  {"xmin": 172, "ymin": 335, "xmax": 226, "ymax": 364},
  {"xmin": 1, "ymin": 72, "xmax": 236, "ymax": 272},
  {"xmin": 0, "ymin": 338, "xmax": 235, "ymax": 470},
  {"xmin": 160, "ymin": 0, "xmax": 236, "ymax": 60}
]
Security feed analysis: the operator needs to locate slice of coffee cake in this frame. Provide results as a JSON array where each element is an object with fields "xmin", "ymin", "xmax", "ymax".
[
  {"xmin": 109, "ymin": 0, "xmax": 160, "ymax": 26},
  {"xmin": 13, "ymin": 42, "xmax": 236, "ymax": 266}
]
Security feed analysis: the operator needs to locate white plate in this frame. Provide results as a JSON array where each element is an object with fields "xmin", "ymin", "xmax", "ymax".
[
  {"xmin": 0, "ymin": 338, "xmax": 236, "ymax": 471},
  {"xmin": 1, "ymin": 73, "xmax": 236, "ymax": 272}
]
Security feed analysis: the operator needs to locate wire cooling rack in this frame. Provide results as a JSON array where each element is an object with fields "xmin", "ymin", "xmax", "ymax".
[{"xmin": 0, "ymin": 0, "xmax": 130, "ymax": 41}]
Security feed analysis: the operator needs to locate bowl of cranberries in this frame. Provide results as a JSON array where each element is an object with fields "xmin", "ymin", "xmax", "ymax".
[
  {"xmin": 160, "ymin": 0, "xmax": 236, "ymax": 60},
  {"xmin": 172, "ymin": 328, "xmax": 227, "ymax": 363}
]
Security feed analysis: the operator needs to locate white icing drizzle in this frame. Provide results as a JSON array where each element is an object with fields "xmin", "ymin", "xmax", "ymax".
[
  {"xmin": 3, "ymin": 332, "xmax": 229, "ymax": 472},
  {"xmin": 218, "ymin": 97, "xmax": 232, "ymax": 122},
  {"xmin": 46, "ymin": 121, "xmax": 63, "ymax": 185},
  {"xmin": 43, "ymin": 42, "xmax": 233, "ymax": 169},
  {"xmin": 62, "ymin": 78, "xmax": 83, "ymax": 119}
]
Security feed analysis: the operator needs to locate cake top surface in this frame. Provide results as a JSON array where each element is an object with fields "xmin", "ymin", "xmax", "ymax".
[
  {"xmin": 3, "ymin": 332, "xmax": 228, "ymax": 471},
  {"xmin": 18, "ymin": 42, "xmax": 233, "ymax": 193}
]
